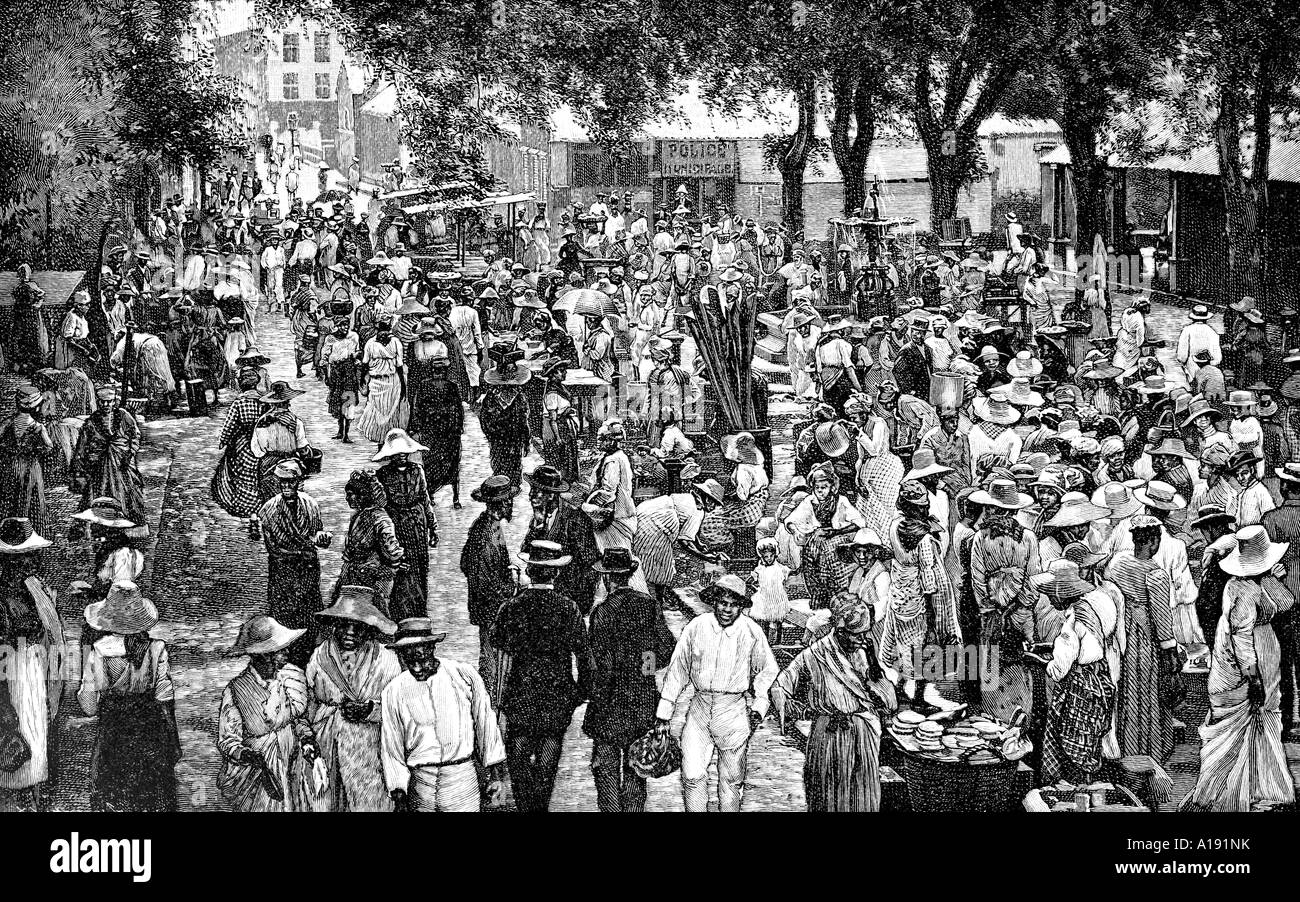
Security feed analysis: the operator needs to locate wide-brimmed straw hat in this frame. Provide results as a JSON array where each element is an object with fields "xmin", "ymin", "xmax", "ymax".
[
  {"xmin": 973, "ymin": 392, "xmax": 1021, "ymax": 426},
  {"xmin": 1134, "ymin": 480, "xmax": 1186, "ymax": 511},
  {"xmin": 1045, "ymin": 493, "xmax": 1111, "ymax": 528},
  {"xmin": 1277, "ymin": 463, "xmax": 1300, "ymax": 485},
  {"xmin": 84, "ymin": 580, "xmax": 159, "ymax": 634},
  {"xmin": 315, "ymin": 585, "xmax": 398, "ymax": 635},
  {"xmin": 814, "ymin": 422, "xmax": 852, "ymax": 457},
  {"xmin": 387, "ymin": 617, "xmax": 448, "ymax": 649},
  {"xmin": 1006, "ymin": 378, "xmax": 1044, "ymax": 408},
  {"xmin": 1188, "ymin": 304, "xmax": 1212, "ymax": 321},
  {"xmin": 235, "ymin": 347, "xmax": 271, "ymax": 366},
  {"xmin": 72, "ymin": 496, "xmax": 136, "ymax": 529},
  {"xmin": 1061, "ymin": 541, "xmax": 1109, "ymax": 571},
  {"xmin": 969, "ymin": 479, "xmax": 1033, "ymax": 510},
  {"xmin": 903, "ymin": 448, "xmax": 953, "ymax": 481},
  {"xmin": 261, "ymin": 381, "xmax": 305, "ymax": 404},
  {"xmin": 1134, "ymin": 375, "xmax": 1170, "ymax": 396},
  {"xmin": 228, "ymin": 615, "xmax": 304, "ymax": 655},
  {"xmin": 518, "ymin": 539, "xmax": 573, "ymax": 567},
  {"xmin": 692, "ymin": 479, "xmax": 727, "ymax": 507},
  {"xmin": 722, "ymin": 432, "xmax": 762, "ymax": 466},
  {"xmin": 1221, "ymin": 525, "xmax": 1289, "ymax": 577},
  {"xmin": 1225, "ymin": 390, "xmax": 1257, "ymax": 407},
  {"xmin": 1030, "ymin": 560, "xmax": 1091, "ymax": 599},
  {"xmin": 1182, "ymin": 397, "xmax": 1222, "ymax": 427},
  {"xmin": 0, "ymin": 517, "xmax": 52, "ymax": 554},
  {"xmin": 1006, "ymin": 351, "xmax": 1042, "ymax": 378},
  {"xmin": 1147, "ymin": 436, "xmax": 1195, "ymax": 459},
  {"xmin": 1189, "ymin": 503, "xmax": 1236, "ymax": 530},
  {"xmin": 373, "ymin": 428, "xmax": 429, "ymax": 461},
  {"xmin": 1091, "ymin": 481, "xmax": 1144, "ymax": 519}
]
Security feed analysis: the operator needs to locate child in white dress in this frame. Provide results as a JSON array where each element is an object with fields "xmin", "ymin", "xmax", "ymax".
[{"xmin": 749, "ymin": 537, "xmax": 792, "ymax": 645}]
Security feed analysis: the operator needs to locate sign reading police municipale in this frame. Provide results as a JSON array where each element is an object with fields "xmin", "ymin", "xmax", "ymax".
[{"xmin": 659, "ymin": 141, "xmax": 736, "ymax": 177}]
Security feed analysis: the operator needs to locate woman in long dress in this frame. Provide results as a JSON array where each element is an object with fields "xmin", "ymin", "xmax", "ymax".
[
  {"xmin": 305, "ymin": 594, "xmax": 401, "ymax": 812},
  {"xmin": 705, "ymin": 431, "xmax": 771, "ymax": 532},
  {"xmin": 0, "ymin": 388, "xmax": 52, "ymax": 535},
  {"xmin": 0, "ymin": 523, "xmax": 58, "ymax": 811},
  {"xmin": 1111, "ymin": 298, "xmax": 1148, "ymax": 374},
  {"xmin": 1103, "ymin": 516, "xmax": 1179, "ymax": 762},
  {"xmin": 1084, "ymin": 274, "xmax": 1109, "ymax": 340},
  {"xmin": 355, "ymin": 321, "xmax": 408, "ymax": 445},
  {"xmin": 78, "ymin": 582, "xmax": 180, "ymax": 812},
  {"xmin": 880, "ymin": 482, "xmax": 961, "ymax": 707},
  {"xmin": 539, "ymin": 360, "xmax": 580, "ymax": 484},
  {"xmin": 785, "ymin": 464, "xmax": 867, "ymax": 610},
  {"xmin": 71, "ymin": 388, "xmax": 147, "ymax": 525},
  {"xmin": 8, "ymin": 267, "xmax": 49, "ymax": 374},
  {"xmin": 217, "ymin": 616, "xmax": 319, "ymax": 812},
  {"xmin": 849, "ymin": 395, "xmax": 905, "ymax": 537},
  {"xmin": 1181, "ymin": 526, "xmax": 1296, "ymax": 811},
  {"xmin": 375, "ymin": 431, "xmax": 438, "ymax": 622},
  {"xmin": 406, "ymin": 325, "xmax": 463, "ymax": 504}
]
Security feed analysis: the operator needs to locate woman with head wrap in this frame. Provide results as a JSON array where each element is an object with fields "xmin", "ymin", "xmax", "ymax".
[
  {"xmin": 331, "ymin": 470, "xmax": 407, "ymax": 615},
  {"xmin": 783, "ymin": 464, "xmax": 867, "ymax": 610},
  {"xmin": 771, "ymin": 591, "xmax": 898, "ymax": 812},
  {"xmin": 850, "ymin": 389, "xmax": 905, "ymax": 537},
  {"xmin": 880, "ymin": 481, "xmax": 961, "ymax": 710}
]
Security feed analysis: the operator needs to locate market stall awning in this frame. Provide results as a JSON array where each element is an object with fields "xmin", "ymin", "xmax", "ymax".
[
  {"xmin": 408, "ymin": 191, "xmax": 538, "ymax": 213},
  {"xmin": 378, "ymin": 180, "xmax": 472, "ymax": 201}
]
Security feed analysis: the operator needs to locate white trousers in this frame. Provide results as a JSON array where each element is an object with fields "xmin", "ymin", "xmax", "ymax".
[
  {"xmin": 680, "ymin": 692, "xmax": 751, "ymax": 812},
  {"xmin": 410, "ymin": 761, "xmax": 480, "ymax": 812}
]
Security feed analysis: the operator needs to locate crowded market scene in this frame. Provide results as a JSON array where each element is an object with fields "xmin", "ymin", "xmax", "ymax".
[{"xmin": 2, "ymin": 0, "xmax": 1300, "ymax": 830}]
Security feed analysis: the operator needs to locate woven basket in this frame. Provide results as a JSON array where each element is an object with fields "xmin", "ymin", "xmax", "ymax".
[{"xmin": 897, "ymin": 748, "xmax": 1021, "ymax": 813}]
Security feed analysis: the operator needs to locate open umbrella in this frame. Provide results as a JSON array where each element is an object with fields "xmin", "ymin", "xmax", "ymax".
[{"xmin": 552, "ymin": 287, "xmax": 605, "ymax": 315}]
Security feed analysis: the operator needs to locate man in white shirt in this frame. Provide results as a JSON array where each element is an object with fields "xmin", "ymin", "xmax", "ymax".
[
  {"xmin": 449, "ymin": 294, "xmax": 484, "ymax": 396},
  {"xmin": 654, "ymin": 573, "xmax": 778, "ymax": 812},
  {"xmin": 381, "ymin": 619, "xmax": 507, "ymax": 812},
  {"xmin": 389, "ymin": 243, "xmax": 413, "ymax": 283},
  {"xmin": 260, "ymin": 236, "xmax": 287, "ymax": 312},
  {"xmin": 1175, "ymin": 304, "xmax": 1222, "ymax": 384}
]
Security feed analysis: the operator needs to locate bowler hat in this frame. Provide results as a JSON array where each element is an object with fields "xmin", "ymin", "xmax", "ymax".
[
  {"xmin": 471, "ymin": 475, "xmax": 519, "ymax": 503},
  {"xmin": 593, "ymin": 548, "xmax": 640, "ymax": 574}
]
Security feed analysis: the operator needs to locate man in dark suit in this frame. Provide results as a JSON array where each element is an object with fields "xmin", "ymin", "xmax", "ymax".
[
  {"xmin": 892, "ymin": 315, "xmax": 932, "ymax": 400},
  {"xmin": 489, "ymin": 540, "xmax": 592, "ymax": 812},
  {"xmin": 458, "ymin": 475, "xmax": 518, "ymax": 704},
  {"xmin": 582, "ymin": 548, "xmax": 677, "ymax": 812},
  {"xmin": 523, "ymin": 465, "xmax": 601, "ymax": 614}
]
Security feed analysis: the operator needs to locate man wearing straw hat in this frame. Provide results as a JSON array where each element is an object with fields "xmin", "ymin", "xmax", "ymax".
[
  {"xmin": 381, "ymin": 618, "xmax": 506, "ymax": 812},
  {"xmin": 305, "ymin": 586, "xmax": 401, "ymax": 811},
  {"xmin": 253, "ymin": 458, "xmax": 332, "ymax": 666},
  {"xmin": 1176, "ymin": 304, "xmax": 1222, "ymax": 385},
  {"xmin": 490, "ymin": 539, "xmax": 591, "ymax": 812},
  {"xmin": 968, "ymin": 389, "xmax": 1023, "ymax": 478},
  {"xmin": 0, "ymin": 518, "xmax": 60, "ymax": 811},
  {"xmin": 655, "ymin": 572, "xmax": 778, "ymax": 812},
  {"xmin": 217, "ymin": 615, "xmax": 321, "ymax": 812}
]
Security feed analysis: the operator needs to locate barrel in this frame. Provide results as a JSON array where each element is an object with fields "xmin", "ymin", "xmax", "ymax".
[{"xmin": 184, "ymin": 379, "xmax": 208, "ymax": 417}]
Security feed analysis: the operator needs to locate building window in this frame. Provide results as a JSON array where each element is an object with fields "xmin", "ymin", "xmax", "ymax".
[
  {"xmin": 573, "ymin": 149, "xmax": 648, "ymax": 188},
  {"xmin": 314, "ymin": 72, "xmax": 331, "ymax": 100},
  {"xmin": 282, "ymin": 72, "xmax": 299, "ymax": 100},
  {"xmin": 283, "ymin": 33, "xmax": 299, "ymax": 62},
  {"xmin": 314, "ymin": 32, "xmax": 330, "ymax": 63}
]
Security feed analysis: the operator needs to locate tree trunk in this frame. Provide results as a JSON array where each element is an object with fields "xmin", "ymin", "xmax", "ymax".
[
  {"xmin": 778, "ymin": 77, "xmax": 819, "ymax": 239},
  {"xmin": 829, "ymin": 71, "xmax": 878, "ymax": 218},
  {"xmin": 1214, "ymin": 96, "xmax": 1262, "ymax": 308},
  {"xmin": 927, "ymin": 156, "xmax": 962, "ymax": 225}
]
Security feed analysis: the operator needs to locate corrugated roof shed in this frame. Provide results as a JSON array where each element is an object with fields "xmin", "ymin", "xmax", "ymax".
[{"xmin": 0, "ymin": 271, "xmax": 87, "ymax": 307}]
